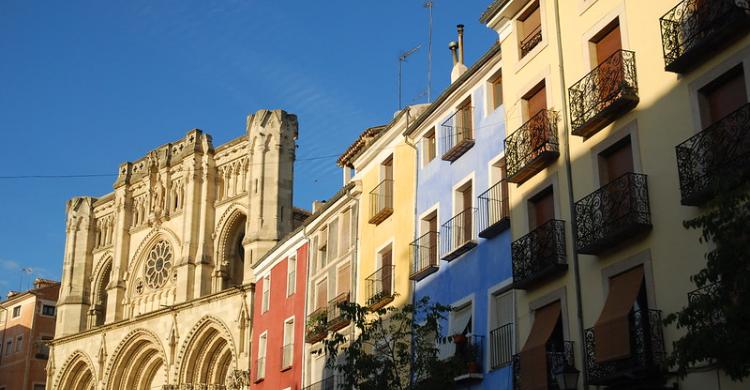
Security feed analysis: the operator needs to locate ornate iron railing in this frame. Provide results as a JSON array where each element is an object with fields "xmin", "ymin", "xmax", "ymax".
[
  {"xmin": 306, "ymin": 307, "xmax": 328, "ymax": 344},
  {"xmin": 450, "ymin": 334, "xmax": 485, "ymax": 381},
  {"xmin": 520, "ymin": 25, "xmax": 543, "ymax": 58},
  {"xmin": 575, "ymin": 173, "xmax": 651, "ymax": 254},
  {"xmin": 512, "ymin": 341, "xmax": 576, "ymax": 390},
  {"xmin": 676, "ymin": 103, "xmax": 750, "ymax": 206},
  {"xmin": 302, "ymin": 376, "xmax": 336, "ymax": 390},
  {"xmin": 512, "ymin": 219, "xmax": 567, "ymax": 290},
  {"xmin": 441, "ymin": 107, "xmax": 475, "ymax": 161},
  {"xmin": 365, "ymin": 265, "xmax": 395, "ymax": 311},
  {"xmin": 569, "ymin": 50, "xmax": 638, "ymax": 137},
  {"xmin": 327, "ymin": 292, "xmax": 351, "ymax": 331},
  {"xmin": 281, "ymin": 343, "xmax": 294, "ymax": 369},
  {"xmin": 489, "ymin": 323, "xmax": 514, "ymax": 370},
  {"xmin": 660, "ymin": 0, "xmax": 750, "ymax": 72},
  {"xmin": 410, "ymin": 231, "xmax": 439, "ymax": 281},
  {"xmin": 440, "ymin": 208, "xmax": 478, "ymax": 261},
  {"xmin": 478, "ymin": 180, "xmax": 510, "ymax": 238},
  {"xmin": 369, "ymin": 179, "xmax": 394, "ymax": 224},
  {"xmin": 584, "ymin": 309, "xmax": 666, "ymax": 386},
  {"xmin": 687, "ymin": 283, "xmax": 725, "ymax": 329},
  {"xmin": 505, "ymin": 109, "xmax": 560, "ymax": 184}
]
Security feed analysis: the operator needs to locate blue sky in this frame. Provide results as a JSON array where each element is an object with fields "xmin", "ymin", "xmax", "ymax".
[{"xmin": 0, "ymin": 1, "xmax": 497, "ymax": 296}]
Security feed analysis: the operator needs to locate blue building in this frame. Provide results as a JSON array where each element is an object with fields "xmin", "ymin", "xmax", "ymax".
[{"xmin": 404, "ymin": 35, "xmax": 515, "ymax": 389}]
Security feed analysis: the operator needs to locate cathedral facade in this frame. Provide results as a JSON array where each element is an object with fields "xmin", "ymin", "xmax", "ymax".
[{"xmin": 49, "ymin": 109, "xmax": 299, "ymax": 390}]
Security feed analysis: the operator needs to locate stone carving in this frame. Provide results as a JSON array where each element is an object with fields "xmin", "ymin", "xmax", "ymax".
[{"xmin": 145, "ymin": 240, "xmax": 173, "ymax": 289}]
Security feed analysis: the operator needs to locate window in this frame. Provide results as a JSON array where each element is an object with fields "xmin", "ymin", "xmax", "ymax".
[
  {"xmin": 423, "ymin": 128, "xmax": 437, "ymax": 165},
  {"xmin": 15, "ymin": 335, "xmax": 23, "ymax": 352},
  {"xmin": 456, "ymin": 97, "xmax": 474, "ymax": 140},
  {"xmin": 12, "ymin": 305, "xmax": 21, "ymax": 318},
  {"xmin": 286, "ymin": 256, "xmax": 296, "ymax": 296},
  {"xmin": 340, "ymin": 209, "xmax": 352, "ymax": 252},
  {"xmin": 450, "ymin": 302, "xmax": 473, "ymax": 336},
  {"xmin": 523, "ymin": 80, "xmax": 547, "ymax": 119},
  {"xmin": 41, "ymin": 304, "xmax": 56, "ymax": 317},
  {"xmin": 489, "ymin": 70, "xmax": 503, "ymax": 111},
  {"xmin": 454, "ymin": 180, "xmax": 474, "ymax": 246},
  {"xmin": 592, "ymin": 19, "xmax": 622, "ymax": 65},
  {"xmin": 518, "ymin": 301, "xmax": 564, "ymax": 389},
  {"xmin": 337, "ymin": 263, "xmax": 351, "ymax": 295},
  {"xmin": 282, "ymin": 318, "xmax": 294, "ymax": 369},
  {"xmin": 36, "ymin": 336, "xmax": 52, "ymax": 360},
  {"xmin": 261, "ymin": 275, "xmax": 270, "ymax": 313},
  {"xmin": 318, "ymin": 229, "xmax": 328, "ymax": 269},
  {"xmin": 699, "ymin": 65, "xmax": 747, "ymax": 128},
  {"xmin": 382, "ymin": 154, "xmax": 394, "ymax": 181},
  {"xmin": 529, "ymin": 186, "xmax": 554, "ymax": 230},
  {"xmin": 378, "ymin": 246, "xmax": 394, "ymax": 297},
  {"xmin": 315, "ymin": 278, "xmax": 328, "ymax": 310},
  {"xmin": 5, "ymin": 340, "xmax": 11, "ymax": 355},
  {"xmin": 420, "ymin": 210, "xmax": 439, "ymax": 266},
  {"xmin": 490, "ymin": 291, "xmax": 515, "ymax": 368},
  {"xmin": 598, "ymin": 136, "xmax": 634, "ymax": 185},
  {"xmin": 257, "ymin": 332, "xmax": 267, "ymax": 380},
  {"xmin": 328, "ymin": 218, "xmax": 339, "ymax": 261},
  {"xmin": 33, "ymin": 385, "xmax": 46, "ymax": 390},
  {"xmin": 518, "ymin": 2, "xmax": 542, "ymax": 57}
]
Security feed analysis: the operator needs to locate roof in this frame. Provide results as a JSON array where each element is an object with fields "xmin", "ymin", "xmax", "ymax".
[
  {"xmin": 336, "ymin": 125, "xmax": 387, "ymax": 167},
  {"xmin": 479, "ymin": 0, "xmax": 511, "ymax": 24},
  {"xmin": 403, "ymin": 42, "xmax": 502, "ymax": 137},
  {"xmin": 1, "ymin": 279, "xmax": 60, "ymax": 306}
]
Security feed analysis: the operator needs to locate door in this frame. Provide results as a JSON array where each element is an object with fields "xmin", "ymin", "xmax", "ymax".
[
  {"xmin": 427, "ymin": 214, "xmax": 438, "ymax": 266},
  {"xmin": 461, "ymin": 183, "xmax": 473, "ymax": 245},
  {"xmin": 594, "ymin": 22, "xmax": 623, "ymax": 103},
  {"xmin": 531, "ymin": 189, "xmax": 555, "ymax": 229},
  {"xmin": 380, "ymin": 248, "xmax": 393, "ymax": 296}
]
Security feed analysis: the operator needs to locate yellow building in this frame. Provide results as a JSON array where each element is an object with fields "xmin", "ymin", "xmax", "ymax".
[
  {"xmin": 481, "ymin": 0, "xmax": 749, "ymax": 389},
  {"xmin": 338, "ymin": 105, "xmax": 429, "ymax": 312}
]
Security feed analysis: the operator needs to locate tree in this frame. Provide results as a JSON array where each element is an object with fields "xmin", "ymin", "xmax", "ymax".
[
  {"xmin": 665, "ymin": 179, "xmax": 750, "ymax": 381},
  {"xmin": 324, "ymin": 296, "xmax": 464, "ymax": 390}
]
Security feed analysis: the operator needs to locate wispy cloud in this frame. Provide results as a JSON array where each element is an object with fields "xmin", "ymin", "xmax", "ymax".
[{"xmin": 1, "ymin": 259, "xmax": 19, "ymax": 271}]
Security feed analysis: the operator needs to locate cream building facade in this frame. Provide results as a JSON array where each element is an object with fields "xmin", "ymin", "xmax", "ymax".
[{"xmin": 49, "ymin": 109, "xmax": 301, "ymax": 390}]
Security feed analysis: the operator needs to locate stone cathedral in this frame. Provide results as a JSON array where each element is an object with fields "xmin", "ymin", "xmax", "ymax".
[{"xmin": 49, "ymin": 109, "xmax": 302, "ymax": 390}]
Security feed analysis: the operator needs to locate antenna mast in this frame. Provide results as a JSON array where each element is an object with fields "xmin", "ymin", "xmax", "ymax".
[
  {"xmin": 424, "ymin": 1, "xmax": 434, "ymax": 102},
  {"xmin": 398, "ymin": 44, "xmax": 421, "ymax": 110}
]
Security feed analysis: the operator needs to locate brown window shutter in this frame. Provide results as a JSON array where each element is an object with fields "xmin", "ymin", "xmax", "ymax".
[
  {"xmin": 532, "ymin": 189, "xmax": 555, "ymax": 229},
  {"xmin": 703, "ymin": 69, "xmax": 747, "ymax": 126},
  {"xmin": 522, "ymin": 4, "xmax": 541, "ymax": 39},
  {"xmin": 381, "ymin": 249, "xmax": 393, "ymax": 295},
  {"xmin": 604, "ymin": 138, "xmax": 634, "ymax": 183},
  {"xmin": 594, "ymin": 23, "xmax": 622, "ymax": 64},
  {"xmin": 525, "ymin": 83, "xmax": 547, "ymax": 119},
  {"xmin": 337, "ymin": 263, "xmax": 351, "ymax": 295},
  {"xmin": 593, "ymin": 266, "xmax": 645, "ymax": 362},
  {"xmin": 316, "ymin": 279, "xmax": 328, "ymax": 310},
  {"xmin": 519, "ymin": 301, "xmax": 561, "ymax": 390}
]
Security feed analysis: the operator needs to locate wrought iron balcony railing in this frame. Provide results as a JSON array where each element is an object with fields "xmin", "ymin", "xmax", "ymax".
[
  {"xmin": 584, "ymin": 309, "xmax": 666, "ymax": 387},
  {"xmin": 303, "ymin": 376, "xmax": 336, "ymax": 390},
  {"xmin": 306, "ymin": 307, "xmax": 328, "ymax": 344},
  {"xmin": 489, "ymin": 323, "xmax": 514, "ymax": 370},
  {"xmin": 687, "ymin": 283, "xmax": 725, "ymax": 330},
  {"xmin": 410, "ymin": 231, "xmax": 439, "ymax": 281},
  {"xmin": 569, "ymin": 50, "xmax": 639, "ymax": 137},
  {"xmin": 440, "ymin": 208, "xmax": 478, "ymax": 261},
  {"xmin": 369, "ymin": 179, "xmax": 394, "ymax": 224},
  {"xmin": 281, "ymin": 343, "xmax": 294, "ymax": 370},
  {"xmin": 575, "ymin": 173, "xmax": 652, "ymax": 255},
  {"xmin": 441, "ymin": 107, "xmax": 475, "ymax": 162},
  {"xmin": 512, "ymin": 341, "xmax": 576, "ymax": 390},
  {"xmin": 676, "ymin": 103, "xmax": 750, "ymax": 206},
  {"xmin": 505, "ymin": 110, "xmax": 560, "ymax": 184},
  {"xmin": 449, "ymin": 334, "xmax": 485, "ymax": 382},
  {"xmin": 365, "ymin": 265, "xmax": 395, "ymax": 311},
  {"xmin": 512, "ymin": 219, "xmax": 567, "ymax": 290},
  {"xmin": 327, "ymin": 292, "xmax": 351, "ymax": 332},
  {"xmin": 478, "ymin": 180, "xmax": 510, "ymax": 238},
  {"xmin": 520, "ymin": 25, "xmax": 543, "ymax": 58},
  {"xmin": 661, "ymin": 0, "xmax": 750, "ymax": 73}
]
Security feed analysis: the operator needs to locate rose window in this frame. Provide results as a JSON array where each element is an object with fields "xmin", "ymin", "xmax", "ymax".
[{"xmin": 144, "ymin": 240, "xmax": 173, "ymax": 289}]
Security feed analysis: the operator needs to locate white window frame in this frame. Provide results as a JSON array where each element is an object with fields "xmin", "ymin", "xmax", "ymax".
[
  {"xmin": 282, "ymin": 316, "xmax": 295, "ymax": 369},
  {"xmin": 261, "ymin": 274, "xmax": 271, "ymax": 313},
  {"xmin": 287, "ymin": 255, "xmax": 297, "ymax": 297},
  {"xmin": 12, "ymin": 305, "xmax": 21, "ymax": 318},
  {"xmin": 257, "ymin": 331, "xmax": 268, "ymax": 380}
]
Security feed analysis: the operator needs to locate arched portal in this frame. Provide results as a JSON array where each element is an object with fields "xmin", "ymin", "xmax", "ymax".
[
  {"xmin": 106, "ymin": 330, "xmax": 167, "ymax": 390},
  {"xmin": 90, "ymin": 258, "xmax": 112, "ymax": 327},
  {"xmin": 217, "ymin": 209, "xmax": 247, "ymax": 289},
  {"xmin": 56, "ymin": 351, "xmax": 96, "ymax": 390},
  {"xmin": 177, "ymin": 317, "xmax": 236, "ymax": 387}
]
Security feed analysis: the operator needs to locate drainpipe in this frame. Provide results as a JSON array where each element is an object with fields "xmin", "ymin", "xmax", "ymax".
[
  {"xmin": 0, "ymin": 306, "xmax": 7, "ymax": 370},
  {"xmin": 551, "ymin": 0, "xmax": 588, "ymax": 388}
]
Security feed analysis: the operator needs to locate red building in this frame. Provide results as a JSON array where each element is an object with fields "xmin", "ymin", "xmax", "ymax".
[{"xmin": 251, "ymin": 229, "xmax": 308, "ymax": 390}]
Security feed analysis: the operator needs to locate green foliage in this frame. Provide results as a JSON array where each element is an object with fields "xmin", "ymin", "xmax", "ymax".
[
  {"xmin": 323, "ymin": 296, "xmax": 461, "ymax": 390},
  {"xmin": 665, "ymin": 181, "xmax": 750, "ymax": 381}
]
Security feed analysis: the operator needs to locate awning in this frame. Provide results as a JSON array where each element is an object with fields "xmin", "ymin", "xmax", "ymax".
[
  {"xmin": 593, "ymin": 266, "xmax": 645, "ymax": 363},
  {"xmin": 519, "ymin": 301, "xmax": 561, "ymax": 390}
]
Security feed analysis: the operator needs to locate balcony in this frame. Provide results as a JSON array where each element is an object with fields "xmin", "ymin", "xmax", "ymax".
[
  {"xmin": 281, "ymin": 343, "xmax": 293, "ymax": 370},
  {"xmin": 687, "ymin": 284, "xmax": 724, "ymax": 330},
  {"xmin": 365, "ymin": 265, "xmax": 395, "ymax": 311},
  {"xmin": 505, "ymin": 110, "xmax": 560, "ymax": 184},
  {"xmin": 520, "ymin": 25, "xmax": 543, "ymax": 58},
  {"xmin": 409, "ymin": 231, "xmax": 439, "ymax": 281},
  {"xmin": 368, "ymin": 179, "xmax": 393, "ymax": 225},
  {"xmin": 489, "ymin": 323, "xmax": 514, "ymax": 370},
  {"xmin": 440, "ymin": 208, "xmax": 478, "ymax": 261},
  {"xmin": 512, "ymin": 341, "xmax": 576, "ymax": 390},
  {"xmin": 441, "ymin": 108, "xmax": 475, "ymax": 162},
  {"xmin": 676, "ymin": 103, "xmax": 750, "ymax": 206},
  {"xmin": 575, "ymin": 173, "xmax": 652, "ymax": 255},
  {"xmin": 661, "ymin": 0, "xmax": 750, "ymax": 73},
  {"xmin": 442, "ymin": 334, "xmax": 485, "ymax": 382},
  {"xmin": 327, "ymin": 292, "xmax": 351, "ymax": 332},
  {"xmin": 303, "ymin": 376, "xmax": 335, "ymax": 390},
  {"xmin": 512, "ymin": 220, "xmax": 567, "ymax": 290},
  {"xmin": 305, "ymin": 307, "xmax": 328, "ymax": 344},
  {"xmin": 585, "ymin": 309, "xmax": 666, "ymax": 387},
  {"xmin": 569, "ymin": 50, "xmax": 639, "ymax": 138},
  {"xmin": 478, "ymin": 180, "xmax": 510, "ymax": 238}
]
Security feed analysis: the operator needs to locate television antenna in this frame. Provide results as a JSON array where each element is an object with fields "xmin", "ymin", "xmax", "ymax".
[
  {"xmin": 424, "ymin": 1, "xmax": 434, "ymax": 102},
  {"xmin": 398, "ymin": 44, "xmax": 422, "ymax": 110}
]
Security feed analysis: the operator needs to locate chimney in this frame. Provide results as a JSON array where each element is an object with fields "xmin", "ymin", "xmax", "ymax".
[
  {"xmin": 312, "ymin": 200, "xmax": 328, "ymax": 213},
  {"xmin": 450, "ymin": 25, "xmax": 468, "ymax": 83}
]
